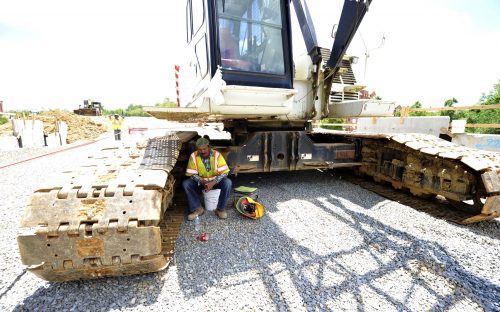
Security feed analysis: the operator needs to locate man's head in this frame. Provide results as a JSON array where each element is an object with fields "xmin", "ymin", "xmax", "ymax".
[
  {"xmin": 114, "ymin": 114, "xmax": 119, "ymax": 120},
  {"xmin": 195, "ymin": 137, "xmax": 210, "ymax": 158}
]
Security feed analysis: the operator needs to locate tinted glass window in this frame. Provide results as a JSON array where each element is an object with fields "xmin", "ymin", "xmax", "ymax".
[
  {"xmin": 192, "ymin": 0, "xmax": 205, "ymax": 36},
  {"xmin": 217, "ymin": 0, "xmax": 285, "ymax": 75},
  {"xmin": 195, "ymin": 36, "xmax": 208, "ymax": 78}
]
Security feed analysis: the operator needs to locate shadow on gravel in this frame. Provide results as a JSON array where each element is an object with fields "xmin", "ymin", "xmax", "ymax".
[
  {"xmin": 13, "ymin": 171, "xmax": 498, "ymax": 311},
  {"xmin": 13, "ymin": 272, "xmax": 165, "ymax": 311},
  {"xmin": 319, "ymin": 195, "xmax": 499, "ymax": 311},
  {"xmin": 330, "ymin": 170, "xmax": 500, "ymax": 242},
  {"xmin": 174, "ymin": 171, "xmax": 498, "ymax": 311}
]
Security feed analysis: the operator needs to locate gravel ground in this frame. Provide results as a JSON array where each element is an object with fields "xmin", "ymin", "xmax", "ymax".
[{"xmin": 0, "ymin": 136, "xmax": 499, "ymax": 312}]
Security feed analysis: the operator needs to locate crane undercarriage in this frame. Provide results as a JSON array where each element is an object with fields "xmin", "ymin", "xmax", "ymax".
[{"xmin": 17, "ymin": 130, "xmax": 499, "ymax": 281}]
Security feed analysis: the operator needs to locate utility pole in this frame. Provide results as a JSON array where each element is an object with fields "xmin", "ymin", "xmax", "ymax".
[{"xmin": 360, "ymin": 32, "xmax": 386, "ymax": 83}]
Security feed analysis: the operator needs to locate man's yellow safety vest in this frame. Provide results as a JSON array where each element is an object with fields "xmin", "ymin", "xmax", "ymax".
[
  {"xmin": 185, "ymin": 150, "xmax": 230, "ymax": 179},
  {"xmin": 111, "ymin": 117, "xmax": 123, "ymax": 130}
]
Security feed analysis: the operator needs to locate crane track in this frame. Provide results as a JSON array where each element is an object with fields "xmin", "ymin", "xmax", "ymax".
[
  {"xmin": 341, "ymin": 132, "xmax": 500, "ymax": 224},
  {"xmin": 342, "ymin": 173, "xmax": 497, "ymax": 224},
  {"xmin": 159, "ymin": 195, "xmax": 185, "ymax": 266},
  {"xmin": 17, "ymin": 134, "xmax": 193, "ymax": 281}
]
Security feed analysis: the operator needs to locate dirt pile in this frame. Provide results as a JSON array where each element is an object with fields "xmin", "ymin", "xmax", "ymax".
[
  {"xmin": 39, "ymin": 110, "xmax": 109, "ymax": 143},
  {"xmin": 0, "ymin": 122, "xmax": 12, "ymax": 136},
  {"xmin": 0, "ymin": 110, "xmax": 109, "ymax": 143}
]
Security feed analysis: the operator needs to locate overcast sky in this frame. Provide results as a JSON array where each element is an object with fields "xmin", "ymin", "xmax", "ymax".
[{"xmin": 0, "ymin": 0, "xmax": 499, "ymax": 111}]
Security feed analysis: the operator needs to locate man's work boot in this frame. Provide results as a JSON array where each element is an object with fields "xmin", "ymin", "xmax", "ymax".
[
  {"xmin": 215, "ymin": 209, "xmax": 227, "ymax": 220},
  {"xmin": 188, "ymin": 207, "xmax": 204, "ymax": 221}
]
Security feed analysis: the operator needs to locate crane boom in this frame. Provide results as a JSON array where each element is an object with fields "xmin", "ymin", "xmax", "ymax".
[
  {"xmin": 292, "ymin": 0, "xmax": 372, "ymax": 74},
  {"xmin": 327, "ymin": 0, "xmax": 371, "ymax": 70}
]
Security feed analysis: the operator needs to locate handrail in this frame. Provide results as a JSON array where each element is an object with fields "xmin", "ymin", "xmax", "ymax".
[
  {"xmin": 465, "ymin": 124, "xmax": 500, "ymax": 129},
  {"xmin": 399, "ymin": 104, "xmax": 500, "ymax": 118},
  {"xmin": 407, "ymin": 104, "xmax": 500, "ymax": 112}
]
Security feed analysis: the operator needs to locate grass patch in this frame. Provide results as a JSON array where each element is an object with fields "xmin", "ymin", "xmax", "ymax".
[{"xmin": 0, "ymin": 116, "xmax": 8, "ymax": 126}]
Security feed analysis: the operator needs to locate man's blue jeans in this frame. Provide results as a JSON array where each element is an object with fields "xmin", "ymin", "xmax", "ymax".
[{"xmin": 182, "ymin": 177, "xmax": 232, "ymax": 213}]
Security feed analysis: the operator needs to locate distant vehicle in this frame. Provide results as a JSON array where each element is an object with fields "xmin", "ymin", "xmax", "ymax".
[{"xmin": 74, "ymin": 99, "xmax": 102, "ymax": 116}]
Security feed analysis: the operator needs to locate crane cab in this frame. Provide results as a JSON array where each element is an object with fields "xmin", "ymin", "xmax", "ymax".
[{"xmin": 180, "ymin": 0, "xmax": 300, "ymax": 119}]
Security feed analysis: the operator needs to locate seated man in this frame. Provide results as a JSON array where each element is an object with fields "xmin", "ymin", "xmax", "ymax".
[{"xmin": 182, "ymin": 137, "xmax": 232, "ymax": 220}]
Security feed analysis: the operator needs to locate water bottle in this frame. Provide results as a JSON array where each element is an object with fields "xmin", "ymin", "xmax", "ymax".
[{"xmin": 194, "ymin": 216, "xmax": 201, "ymax": 239}]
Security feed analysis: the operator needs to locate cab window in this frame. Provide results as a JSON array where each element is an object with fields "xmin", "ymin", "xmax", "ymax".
[{"xmin": 217, "ymin": 0, "xmax": 285, "ymax": 75}]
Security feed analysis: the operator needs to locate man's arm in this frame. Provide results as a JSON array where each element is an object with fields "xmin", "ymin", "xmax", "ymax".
[
  {"xmin": 214, "ymin": 172, "xmax": 228, "ymax": 184},
  {"xmin": 215, "ymin": 152, "xmax": 230, "ymax": 179},
  {"xmin": 191, "ymin": 174, "xmax": 202, "ymax": 184},
  {"xmin": 204, "ymin": 173, "xmax": 226, "ymax": 192}
]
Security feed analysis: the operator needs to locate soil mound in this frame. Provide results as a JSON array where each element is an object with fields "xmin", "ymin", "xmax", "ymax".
[{"xmin": 0, "ymin": 110, "xmax": 109, "ymax": 143}]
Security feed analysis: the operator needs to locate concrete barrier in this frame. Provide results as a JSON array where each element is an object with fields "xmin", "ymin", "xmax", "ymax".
[
  {"xmin": 8, "ymin": 119, "xmax": 68, "ymax": 148},
  {"xmin": 45, "ymin": 133, "xmax": 59, "ymax": 147},
  {"xmin": 450, "ymin": 119, "xmax": 467, "ymax": 134},
  {"xmin": 11, "ymin": 119, "xmax": 24, "ymax": 137},
  {"xmin": 57, "ymin": 121, "xmax": 68, "ymax": 145},
  {"xmin": 355, "ymin": 116, "xmax": 450, "ymax": 137},
  {"xmin": 19, "ymin": 120, "xmax": 45, "ymax": 148},
  {"xmin": 452, "ymin": 133, "xmax": 500, "ymax": 152}
]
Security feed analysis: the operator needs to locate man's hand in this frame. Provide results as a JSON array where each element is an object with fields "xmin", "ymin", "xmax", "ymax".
[{"xmin": 204, "ymin": 181, "xmax": 216, "ymax": 192}]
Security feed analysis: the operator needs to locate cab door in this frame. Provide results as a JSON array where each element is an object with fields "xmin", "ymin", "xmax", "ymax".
[{"xmin": 182, "ymin": 0, "xmax": 211, "ymax": 107}]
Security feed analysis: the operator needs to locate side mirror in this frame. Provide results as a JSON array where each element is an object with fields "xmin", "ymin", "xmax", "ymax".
[{"xmin": 331, "ymin": 24, "xmax": 338, "ymax": 39}]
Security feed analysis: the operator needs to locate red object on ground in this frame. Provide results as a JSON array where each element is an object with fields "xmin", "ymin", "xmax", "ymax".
[{"xmin": 196, "ymin": 232, "xmax": 208, "ymax": 241}]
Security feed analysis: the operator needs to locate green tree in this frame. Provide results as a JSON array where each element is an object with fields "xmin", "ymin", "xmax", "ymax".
[
  {"xmin": 440, "ymin": 97, "xmax": 458, "ymax": 119},
  {"xmin": 0, "ymin": 116, "xmax": 8, "ymax": 125},
  {"xmin": 319, "ymin": 118, "xmax": 347, "ymax": 130},
  {"xmin": 480, "ymin": 80, "xmax": 500, "ymax": 105},
  {"xmin": 412, "ymin": 101, "xmax": 422, "ymax": 109},
  {"xmin": 155, "ymin": 97, "xmax": 177, "ymax": 108},
  {"xmin": 465, "ymin": 80, "xmax": 500, "ymax": 134},
  {"xmin": 408, "ymin": 101, "xmax": 437, "ymax": 116},
  {"xmin": 102, "ymin": 104, "xmax": 146, "ymax": 117},
  {"xmin": 124, "ymin": 104, "xmax": 145, "ymax": 116}
]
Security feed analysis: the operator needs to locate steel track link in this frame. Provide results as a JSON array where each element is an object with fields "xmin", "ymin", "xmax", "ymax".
[
  {"xmin": 342, "ymin": 173, "xmax": 497, "ymax": 224},
  {"xmin": 17, "ymin": 134, "xmax": 195, "ymax": 281},
  {"xmin": 159, "ymin": 195, "xmax": 186, "ymax": 263},
  {"xmin": 340, "ymin": 132, "xmax": 499, "ymax": 223}
]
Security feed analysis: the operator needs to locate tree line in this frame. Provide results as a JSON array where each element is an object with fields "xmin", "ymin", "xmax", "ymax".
[
  {"xmin": 405, "ymin": 81, "xmax": 499, "ymax": 134},
  {"xmin": 102, "ymin": 97, "xmax": 178, "ymax": 117}
]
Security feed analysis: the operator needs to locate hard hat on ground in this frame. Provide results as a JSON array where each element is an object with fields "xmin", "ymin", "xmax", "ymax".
[{"xmin": 235, "ymin": 196, "xmax": 264, "ymax": 220}]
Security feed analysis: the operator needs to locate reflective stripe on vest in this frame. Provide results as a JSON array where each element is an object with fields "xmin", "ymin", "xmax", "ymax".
[
  {"xmin": 186, "ymin": 150, "xmax": 229, "ymax": 177},
  {"xmin": 214, "ymin": 151, "xmax": 219, "ymax": 173},
  {"xmin": 195, "ymin": 151, "xmax": 216, "ymax": 178},
  {"xmin": 217, "ymin": 164, "xmax": 229, "ymax": 173}
]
